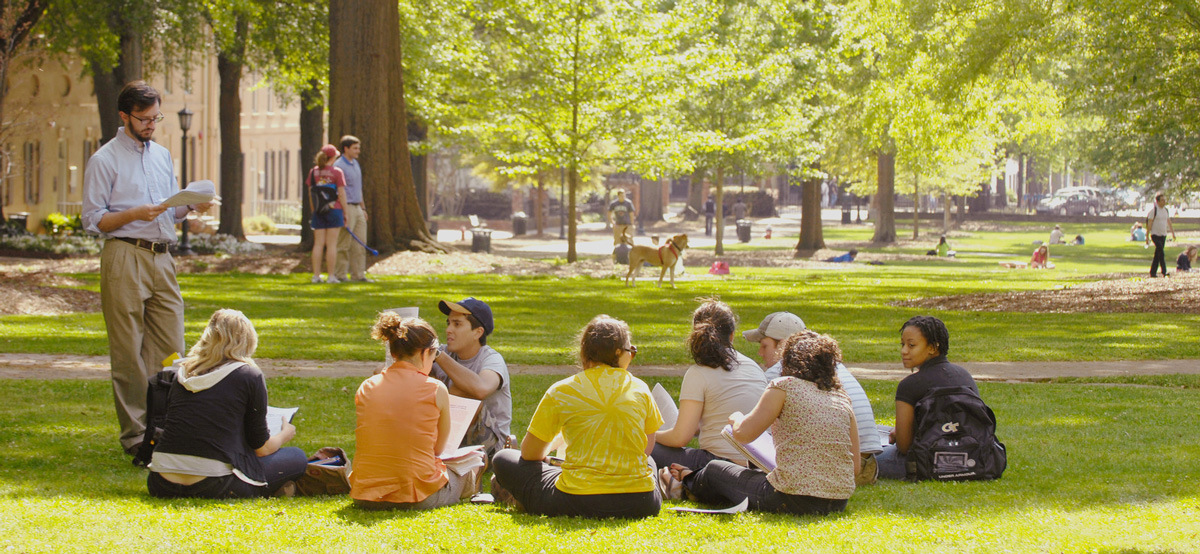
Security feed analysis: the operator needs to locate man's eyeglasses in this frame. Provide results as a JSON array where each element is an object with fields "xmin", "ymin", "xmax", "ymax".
[
  {"xmin": 621, "ymin": 345, "xmax": 638, "ymax": 357},
  {"xmin": 127, "ymin": 112, "xmax": 165, "ymax": 125}
]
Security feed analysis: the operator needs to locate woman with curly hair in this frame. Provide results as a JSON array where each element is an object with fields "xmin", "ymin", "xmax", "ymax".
[
  {"xmin": 653, "ymin": 299, "xmax": 766, "ymax": 472},
  {"xmin": 351, "ymin": 313, "xmax": 485, "ymax": 510},
  {"xmin": 667, "ymin": 330, "xmax": 859, "ymax": 515}
]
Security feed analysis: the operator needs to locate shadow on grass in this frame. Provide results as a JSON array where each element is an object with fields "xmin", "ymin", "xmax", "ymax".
[{"xmin": 2, "ymin": 378, "xmax": 1198, "ymax": 521}]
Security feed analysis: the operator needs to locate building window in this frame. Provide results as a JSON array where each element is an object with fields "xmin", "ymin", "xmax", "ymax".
[
  {"xmin": 284, "ymin": 150, "xmax": 290, "ymax": 199},
  {"xmin": 24, "ymin": 141, "xmax": 42, "ymax": 205}
]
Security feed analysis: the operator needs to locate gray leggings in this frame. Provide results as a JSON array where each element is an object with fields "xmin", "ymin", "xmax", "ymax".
[
  {"xmin": 491, "ymin": 449, "xmax": 661, "ymax": 519},
  {"xmin": 684, "ymin": 460, "xmax": 847, "ymax": 515}
]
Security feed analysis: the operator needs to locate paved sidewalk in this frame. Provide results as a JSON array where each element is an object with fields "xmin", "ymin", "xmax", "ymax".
[{"xmin": 2, "ymin": 353, "xmax": 1197, "ymax": 382}]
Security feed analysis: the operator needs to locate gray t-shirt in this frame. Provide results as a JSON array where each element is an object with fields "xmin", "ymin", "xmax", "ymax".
[
  {"xmin": 766, "ymin": 361, "xmax": 881, "ymax": 454},
  {"xmin": 680, "ymin": 351, "xmax": 768, "ymax": 463},
  {"xmin": 431, "ymin": 345, "xmax": 512, "ymax": 446}
]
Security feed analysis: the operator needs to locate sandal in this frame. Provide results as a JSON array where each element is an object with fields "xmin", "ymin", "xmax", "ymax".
[{"xmin": 659, "ymin": 467, "xmax": 683, "ymax": 500}]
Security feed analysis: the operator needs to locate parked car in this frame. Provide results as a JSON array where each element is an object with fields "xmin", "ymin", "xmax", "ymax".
[{"xmin": 1036, "ymin": 187, "xmax": 1104, "ymax": 216}]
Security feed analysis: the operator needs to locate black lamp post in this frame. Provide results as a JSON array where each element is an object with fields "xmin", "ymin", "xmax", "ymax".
[
  {"xmin": 855, "ymin": 194, "xmax": 863, "ymax": 224},
  {"xmin": 177, "ymin": 107, "xmax": 194, "ymax": 255}
]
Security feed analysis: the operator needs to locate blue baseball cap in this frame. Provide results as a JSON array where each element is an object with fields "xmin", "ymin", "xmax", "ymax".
[{"xmin": 438, "ymin": 297, "xmax": 494, "ymax": 337}]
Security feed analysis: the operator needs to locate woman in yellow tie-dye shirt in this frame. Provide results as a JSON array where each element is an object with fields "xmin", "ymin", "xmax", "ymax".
[{"xmin": 491, "ymin": 315, "xmax": 664, "ymax": 518}]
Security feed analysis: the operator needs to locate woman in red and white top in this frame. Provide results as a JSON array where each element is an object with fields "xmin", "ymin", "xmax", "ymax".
[
  {"xmin": 668, "ymin": 330, "xmax": 859, "ymax": 515},
  {"xmin": 350, "ymin": 312, "xmax": 484, "ymax": 510},
  {"xmin": 306, "ymin": 144, "xmax": 348, "ymax": 283}
]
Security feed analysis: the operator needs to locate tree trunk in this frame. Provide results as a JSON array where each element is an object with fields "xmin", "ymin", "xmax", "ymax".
[
  {"xmin": 89, "ymin": 23, "xmax": 143, "ymax": 145},
  {"xmin": 1016, "ymin": 153, "xmax": 1026, "ymax": 209},
  {"xmin": 685, "ymin": 167, "xmax": 705, "ymax": 220},
  {"xmin": 911, "ymin": 174, "xmax": 920, "ymax": 240},
  {"xmin": 89, "ymin": 57, "xmax": 122, "ymax": 144},
  {"xmin": 638, "ymin": 176, "xmax": 663, "ymax": 228},
  {"xmin": 996, "ymin": 167, "xmax": 1007, "ymax": 208},
  {"xmin": 535, "ymin": 174, "xmax": 545, "ymax": 236},
  {"xmin": 216, "ymin": 41, "xmax": 246, "ymax": 239},
  {"xmin": 409, "ymin": 119, "xmax": 428, "ymax": 220},
  {"xmin": 567, "ymin": 164, "xmax": 578, "ymax": 262},
  {"xmin": 329, "ymin": 0, "xmax": 439, "ymax": 253},
  {"xmin": 297, "ymin": 80, "xmax": 323, "ymax": 251},
  {"xmin": 942, "ymin": 192, "xmax": 951, "ymax": 232},
  {"xmin": 872, "ymin": 150, "xmax": 897, "ymax": 244},
  {"xmin": 795, "ymin": 171, "xmax": 824, "ymax": 253},
  {"xmin": 955, "ymin": 194, "xmax": 966, "ymax": 226},
  {"xmin": 714, "ymin": 166, "xmax": 725, "ymax": 255}
]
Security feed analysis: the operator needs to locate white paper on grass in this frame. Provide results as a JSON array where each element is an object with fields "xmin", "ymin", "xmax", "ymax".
[
  {"xmin": 267, "ymin": 406, "xmax": 299, "ymax": 436},
  {"xmin": 670, "ymin": 498, "xmax": 749, "ymax": 514},
  {"xmin": 161, "ymin": 180, "xmax": 217, "ymax": 208},
  {"xmin": 652, "ymin": 383, "xmax": 678, "ymax": 429}
]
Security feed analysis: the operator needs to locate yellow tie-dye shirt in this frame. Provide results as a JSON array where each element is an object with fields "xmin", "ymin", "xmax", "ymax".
[{"xmin": 527, "ymin": 365, "xmax": 664, "ymax": 495}]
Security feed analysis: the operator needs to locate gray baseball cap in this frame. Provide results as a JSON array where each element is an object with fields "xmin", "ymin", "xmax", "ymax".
[{"xmin": 742, "ymin": 312, "xmax": 806, "ymax": 342}]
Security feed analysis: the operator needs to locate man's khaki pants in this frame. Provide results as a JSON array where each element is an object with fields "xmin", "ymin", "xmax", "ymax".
[
  {"xmin": 100, "ymin": 239, "xmax": 185, "ymax": 451},
  {"xmin": 336, "ymin": 203, "xmax": 368, "ymax": 280}
]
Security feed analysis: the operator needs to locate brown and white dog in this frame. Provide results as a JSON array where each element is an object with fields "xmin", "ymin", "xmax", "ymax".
[{"xmin": 624, "ymin": 233, "xmax": 688, "ymax": 288}]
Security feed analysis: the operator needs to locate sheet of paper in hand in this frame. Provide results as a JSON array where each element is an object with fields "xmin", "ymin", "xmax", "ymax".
[
  {"xmin": 267, "ymin": 406, "xmax": 299, "ymax": 436},
  {"xmin": 161, "ymin": 180, "xmax": 217, "ymax": 208}
]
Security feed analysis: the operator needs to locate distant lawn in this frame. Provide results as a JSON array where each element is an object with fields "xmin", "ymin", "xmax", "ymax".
[
  {"xmin": 0, "ymin": 375, "xmax": 1196, "ymax": 552},
  {"xmin": 2, "ymin": 222, "xmax": 1196, "ymax": 364}
]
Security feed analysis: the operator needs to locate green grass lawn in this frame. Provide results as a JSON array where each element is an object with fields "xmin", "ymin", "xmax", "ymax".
[
  {"xmin": 2, "ymin": 375, "xmax": 1197, "ymax": 552},
  {"xmin": 2, "ymin": 222, "xmax": 1196, "ymax": 363}
]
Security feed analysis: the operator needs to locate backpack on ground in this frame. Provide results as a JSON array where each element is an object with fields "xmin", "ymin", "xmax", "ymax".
[
  {"xmin": 132, "ymin": 368, "xmax": 177, "ymax": 468},
  {"xmin": 906, "ymin": 385, "xmax": 1007, "ymax": 481},
  {"xmin": 308, "ymin": 169, "xmax": 338, "ymax": 215}
]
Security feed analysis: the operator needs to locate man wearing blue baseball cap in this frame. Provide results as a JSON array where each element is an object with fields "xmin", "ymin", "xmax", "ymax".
[{"xmin": 431, "ymin": 297, "xmax": 512, "ymax": 457}]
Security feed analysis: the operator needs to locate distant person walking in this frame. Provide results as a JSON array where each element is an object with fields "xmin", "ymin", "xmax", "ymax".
[
  {"xmin": 732, "ymin": 197, "xmax": 747, "ymax": 221},
  {"xmin": 334, "ymin": 135, "xmax": 371, "ymax": 282},
  {"xmin": 82, "ymin": 81, "xmax": 215, "ymax": 456},
  {"xmin": 608, "ymin": 189, "xmax": 635, "ymax": 246},
  {"xmin": 307, "ymin": 144, "xmax": 349, "ymax": 283},
  {"xmin": 1146, "ymin": 193, "xmax": 1176, "ymax": 278},
  {"xmin": 704, "ymin": 195, "xmax": 715, "ymax": 236}
]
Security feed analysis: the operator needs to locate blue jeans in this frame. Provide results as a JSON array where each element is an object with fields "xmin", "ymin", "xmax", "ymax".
[
  {"xmin": 148, "ymin": 447, "xmax": 308, "ymax": 498},
  {"xmin": 876, "ymin": 444, "xmax": 908, "ymax": 480},
  {"xmin": 684, "ymin": 460, "xmax": 847, "ymax": 515}
]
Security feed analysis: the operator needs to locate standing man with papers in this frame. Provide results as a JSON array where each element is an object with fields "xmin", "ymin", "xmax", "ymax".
[
  {"xmin": 82, "ymin": 81, "xmax": 214, "ymax": 455},
  {"xmin": 430, "ymin": 298, "xmax": 512, "ymax": 459}
]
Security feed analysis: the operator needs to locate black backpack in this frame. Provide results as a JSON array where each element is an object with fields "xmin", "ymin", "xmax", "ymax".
[
  {"xmin": 906, "ymin": 386, "xmax": 1007, "ymax": 481},
  {"xmin": 308, "ymin": 169, "xmax": 338, "ymax": 215},
  {"xmin": 132, "ymin": 369, "xmax": 177, "ymax": 467}
]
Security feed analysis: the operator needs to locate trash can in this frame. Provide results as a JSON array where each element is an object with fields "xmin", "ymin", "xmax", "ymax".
[
  {"xmin": 470, "ymin": 229, "xmax": 493, "ymax": 253},
  {"xmin": 736, "ymin": 219, "xmax": 752, "ymax": 243},
  {"xmin": 512, "ymin": 213, "xmax": 527, "ymax": 236},
  {"xmin": 841, "ymin": 203, "xmax": 852, "ymax": 224},
  {"xmin": 613, "ymin": 243, "xmax": 631, "ymax": 265}
]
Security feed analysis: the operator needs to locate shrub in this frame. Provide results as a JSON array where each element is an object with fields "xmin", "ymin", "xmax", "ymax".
[
  {"xmin": 271, "ymin": 204, "xmax": 302, "ymax": 225},
  {"xmin": 41, "ymin": 213, "xmax": 83, "ymax": 236},
  {"xmin": 461, "ymin": 190, "xmax": 512, "ymax": 219},
  {"xmin": 189, "ymin": 233, "xmax": 266, "ymax": 255},
  {"xmin": 0, "ymin": 234, "xmax": 101, "ymax": 255},
  {"xmin": 243, "ymin": 215, "xmax": 277, "ymax": 235}
]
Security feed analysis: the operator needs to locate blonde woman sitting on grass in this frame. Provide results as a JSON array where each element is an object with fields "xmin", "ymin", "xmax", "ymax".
[{"xmin": 147, "ymin": 309, "xmax": 306, "ymax": 499}]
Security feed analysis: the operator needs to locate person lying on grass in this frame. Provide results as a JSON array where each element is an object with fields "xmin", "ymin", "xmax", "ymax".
[
  {"xmin": 667, "ymin": 330, "xmax": 859, "ymax": 516},
  {"xmin": 350, "ymin": 313, "xmax": 485, "ymax": 510},
  {"xmin": 147, "ymin": 309, "xmax": 306, "ymax": 499},
  {"xmin": 652, "ymin": 299, "xmax": 766, "ymax": 473},
  {"xmin": 491, "ymin": 315, "xmax": 663, "ymax": 518},
  {"xmin": 875, "ymin": 316, "xmax": 979, "ymax": 480}
]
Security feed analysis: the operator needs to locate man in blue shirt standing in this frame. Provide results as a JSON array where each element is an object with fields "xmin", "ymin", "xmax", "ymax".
[
  {"xmin": 82, "ymin": 81, "xmax": 214, "ymax": 455},
  {"xmin": 334, "ymin": 135, "xmax": 371, "ymax": 282}
]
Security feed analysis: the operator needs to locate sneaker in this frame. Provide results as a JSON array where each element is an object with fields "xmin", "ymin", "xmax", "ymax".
[
  {"xmin": 272, "ymin": 480, "xmax": 297, "ymax": 498},
  {"xmin": 311, "ymin": 275, "xmax": 324, "ymax": 284},
  {"xmin": 351, "ymin": 276, "xmax": 375, "ymax": 283},
  {"xmin": 326, "ymin": 275, "xmax": 342, "ymax": 284}
]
